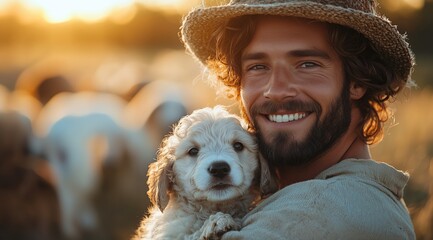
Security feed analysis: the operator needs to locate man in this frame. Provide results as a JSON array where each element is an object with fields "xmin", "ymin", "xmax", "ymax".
[{"xmin": 181, "ymin": 0, "xmax": 416, "ymax": 239}]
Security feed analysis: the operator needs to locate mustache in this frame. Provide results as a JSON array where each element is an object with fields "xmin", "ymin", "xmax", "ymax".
[{"xmin": 250, "ymin": 100, "xmax": 322, "ymax": 116}]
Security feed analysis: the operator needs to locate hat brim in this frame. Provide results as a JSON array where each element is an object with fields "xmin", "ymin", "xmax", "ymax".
[{"xmin": 181, "ymin": 2, "xmax": 414, "ymax": 81}]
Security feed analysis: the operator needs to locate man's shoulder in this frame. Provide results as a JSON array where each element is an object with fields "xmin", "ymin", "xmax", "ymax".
[
  {"xmin": 236, "ymin": 171, "xmax": 414, "ymax": 239},
  {"xmin": 245, "ymin": 160, "xmax": 414, "ymax": 235},
  {"xmin": 261, "ymin": 158, "xmax": 408, "ymax": 210},
  {"xmin": 222, "ymin": 160, "xmax": 415, "ymax": 239}
]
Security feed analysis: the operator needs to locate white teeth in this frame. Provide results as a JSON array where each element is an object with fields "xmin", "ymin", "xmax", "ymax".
[
  {"xmin": 268, "ymin": 113, "xmax": 307, "ymax": 123},
  {"xmin": 276, "ymin": 115, "xmax": 282, "ymax": 122}
]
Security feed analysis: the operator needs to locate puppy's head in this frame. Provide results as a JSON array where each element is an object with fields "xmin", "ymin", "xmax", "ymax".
[{"xmin": 147, "ymin": 106, "xmax": 277, "ymax": 212}]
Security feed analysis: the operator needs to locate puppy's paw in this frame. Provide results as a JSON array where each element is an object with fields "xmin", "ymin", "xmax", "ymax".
[{"xmin": 200, "ymin": 212, "xmax": 240, "ymax": 240}]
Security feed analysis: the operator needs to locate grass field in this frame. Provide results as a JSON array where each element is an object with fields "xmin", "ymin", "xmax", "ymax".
[{"xmin": 370, "ymin": 88, "xmax": 433, "ymax": 239}]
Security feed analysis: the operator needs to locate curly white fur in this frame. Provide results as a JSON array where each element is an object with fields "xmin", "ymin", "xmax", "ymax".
[{"xmin": 133, "ymin": 106, "xmax": 277, "ymax": 240}]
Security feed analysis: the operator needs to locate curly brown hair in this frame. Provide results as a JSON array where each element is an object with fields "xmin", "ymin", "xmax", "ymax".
[{"xmin": 206, "ymin": 15, "xmax": 411, "ymax": 145}]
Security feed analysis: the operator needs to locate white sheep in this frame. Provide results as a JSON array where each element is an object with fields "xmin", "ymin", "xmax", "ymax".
[
  {"xmin": 33, "ymin": 91, "xmax": 127, "ymax": 137},
  {"xmin": 40, "ymin": 112, "xmax": 154, "ymax": 238}
]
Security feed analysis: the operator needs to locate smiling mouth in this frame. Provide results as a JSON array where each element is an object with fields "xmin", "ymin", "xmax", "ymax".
[{"xmin": 267, "ymin": 112, "xmax": 308, "ymax": 123}]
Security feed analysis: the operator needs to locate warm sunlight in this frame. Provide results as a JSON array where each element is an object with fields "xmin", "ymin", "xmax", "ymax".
[
  {"xmin": 2, "ymin": 0, "xmax": 199, "ymax": 24},
  {"xmin": 20, "ymin": 0, "xmax": 136, "ymax": 23},
  {"xmin": 401, "ymin": 0, "xmax": 425, "ymax": 9},
  {"xmin": 137, "ymin": 0, "xmax": 200, "ymax": 12},
  {"xmin": 381, "ymin": 0, "xmax": 425, "ymax": 11}
]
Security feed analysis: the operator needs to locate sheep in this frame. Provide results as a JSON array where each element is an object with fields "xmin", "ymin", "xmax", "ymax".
[
  {"xmin": 39, "ymin": 112, "xmax": 154, "ymax": 239},
  {"xmin": 0, "ymin": 111, "xmax": 61, "ymax": 239}
]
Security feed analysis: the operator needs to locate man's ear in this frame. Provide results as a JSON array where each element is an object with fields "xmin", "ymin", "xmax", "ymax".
[{"xmin": 349, "ymin": 82, "xmax": 367, "ymax": 100}]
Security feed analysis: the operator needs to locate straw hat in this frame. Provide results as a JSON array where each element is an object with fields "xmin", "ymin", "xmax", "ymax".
[{"xmin": 181, "ymin": 0, "xmax": 414, "ymax": 82}]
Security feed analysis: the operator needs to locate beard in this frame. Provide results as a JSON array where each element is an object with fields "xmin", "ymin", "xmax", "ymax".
[{"xmin": 251, "ymin": 86, "xmax": 351, "ymax": 167}]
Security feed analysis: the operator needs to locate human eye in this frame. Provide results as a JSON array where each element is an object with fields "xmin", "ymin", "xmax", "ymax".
[
  {"xmin": 299, "ymin": 61, "xmax": 320, "ymax": 68},
  {"xmin": 243, "ymin": 64, "xmax": 269, "ymax": 75},
  {"xmin": 248, "ymin": 64, "xmax": 267, "ymax": 71}
]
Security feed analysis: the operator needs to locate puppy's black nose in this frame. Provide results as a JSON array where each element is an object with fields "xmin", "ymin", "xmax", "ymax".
[{"xmin": 208, "ymin": 161, "xmax": 230, "ymax": 178}]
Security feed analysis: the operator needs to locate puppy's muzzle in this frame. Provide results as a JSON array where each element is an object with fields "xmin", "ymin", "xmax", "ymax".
[{"xmin": 208, "ymin": 161, "xmax": 230, "ymax": 179}]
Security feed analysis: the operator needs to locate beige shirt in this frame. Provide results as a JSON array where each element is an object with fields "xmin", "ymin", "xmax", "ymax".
[{"xmin": 222, "ymin": 159, "xmax": 415, "ymax": 240}]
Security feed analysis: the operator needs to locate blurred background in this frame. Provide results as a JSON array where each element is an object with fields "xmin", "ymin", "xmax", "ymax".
[{"xmin": 0, "ymin": 0, "xmax": 431, "ymax": 239}]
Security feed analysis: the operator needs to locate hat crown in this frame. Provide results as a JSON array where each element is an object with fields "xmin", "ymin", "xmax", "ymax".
[
  {"xmin": 229, "ymin": 0, "xmax": 377, "ymax": 14},
  {"xmin": 183, "ymin": 0, "xmax": 414, "ymax": 82}
]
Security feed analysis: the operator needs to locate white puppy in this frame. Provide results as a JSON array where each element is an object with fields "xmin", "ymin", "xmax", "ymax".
[{"xmin": 133, "ymin": 106, "xmax": 277, "ymax": 240}]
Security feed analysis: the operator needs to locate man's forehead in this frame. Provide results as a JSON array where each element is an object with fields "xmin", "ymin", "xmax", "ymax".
[{"xmin": 241, "ymin": 16, "xmax": 334, "ymax": 58}]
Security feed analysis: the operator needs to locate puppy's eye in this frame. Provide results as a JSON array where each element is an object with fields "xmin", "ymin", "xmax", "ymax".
[
  {"xmin": 233, "ymin": 142, "xmax": 244, "ymax": 152},
  {"xmin": 188, "ymin": 147, "xmax": 199, "ymax": 157}
]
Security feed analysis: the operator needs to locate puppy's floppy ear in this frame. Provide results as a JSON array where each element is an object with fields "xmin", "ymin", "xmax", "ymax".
[
  {"xmin": 258, "ymin": 153, "xmax": 279, "ymax": 197},
  {"xmin": 147, "ymin": 139, "xmax": 174, "ymax": 212}
]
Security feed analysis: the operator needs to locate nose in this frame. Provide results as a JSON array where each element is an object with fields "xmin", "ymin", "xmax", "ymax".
[
  {"xmin": 208, "ymin": 161, "xmax": 231, "ymax": 179},
  {"xmin": 263, "ymin": 65, "xmax": 297, "ymax": 101}
]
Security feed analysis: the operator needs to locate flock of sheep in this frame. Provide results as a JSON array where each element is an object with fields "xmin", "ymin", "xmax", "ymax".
[{"xmin": 0, "ymin": 73, "xmax": 205, "ymax": 239}]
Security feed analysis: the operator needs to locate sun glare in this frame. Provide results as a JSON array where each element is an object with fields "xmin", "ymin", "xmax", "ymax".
[
  {"xmin": 0, "ymin": 0, "xmax": 223, "ymax": 24},
  {"xmin": 20, "ymin": 0, "xmax": 137, "ymax": 23},
  {"xmin": 11, "ymin": 0, "xmax": 200, "ymax": 23},
  {"xmin": 137, "ymin": 0, "xmax": 200, "ymax": 12}
]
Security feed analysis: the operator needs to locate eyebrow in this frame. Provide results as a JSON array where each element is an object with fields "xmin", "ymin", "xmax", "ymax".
[
  {"xmin": 288, "ymin": 49, "xmax": 331, "ymax": 59},
  {"xmin": 241, "ymin": 49, "xmax": 331, "ymax": 62},
  {"xmin": 241, "ymin": 52, "xmax": 267, "ymax": 62}
]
